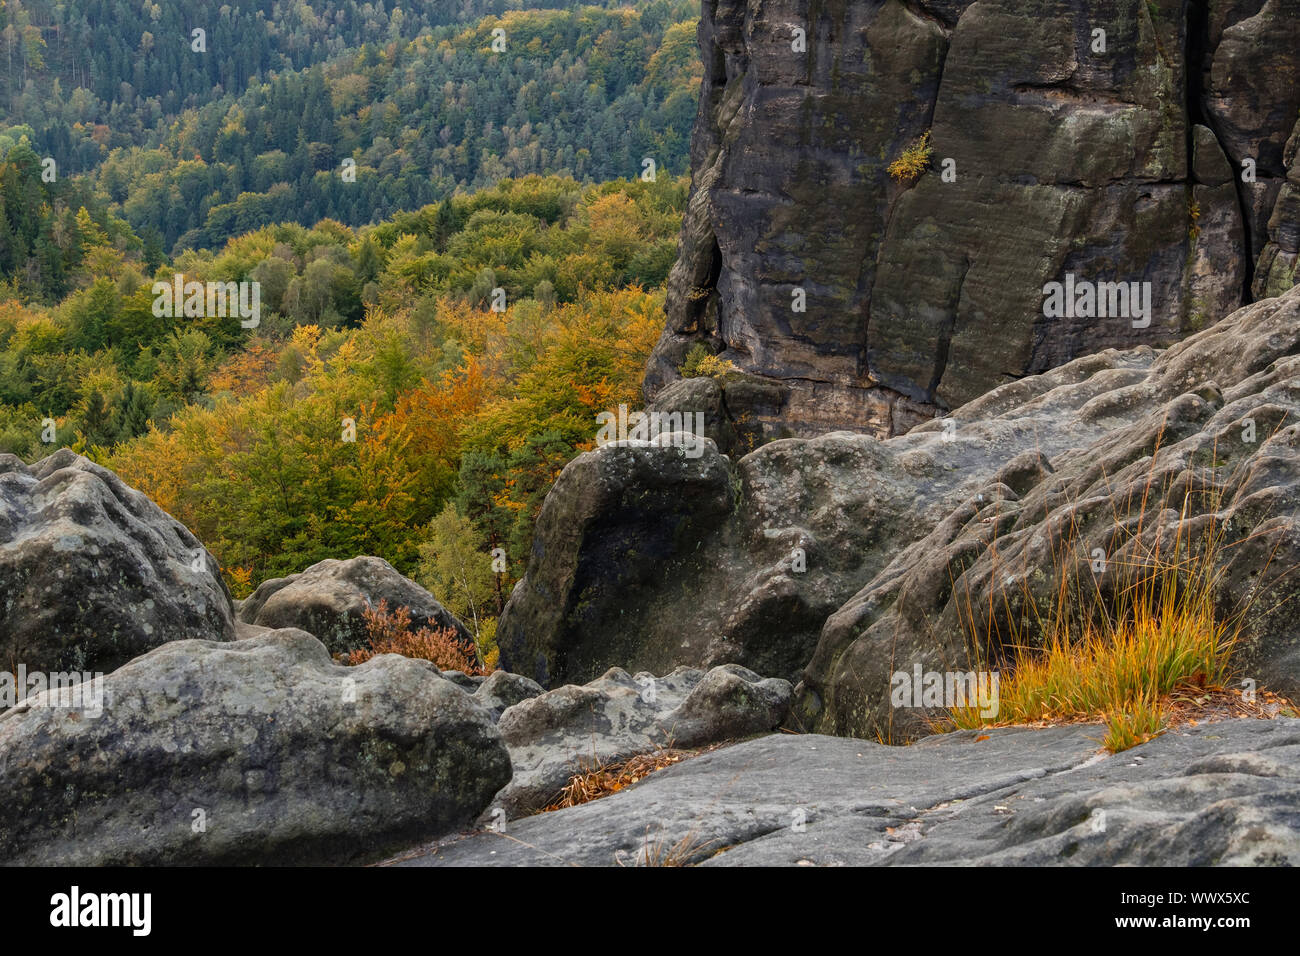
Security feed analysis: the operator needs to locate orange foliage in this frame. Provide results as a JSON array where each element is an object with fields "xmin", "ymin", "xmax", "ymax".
[
  {"xmin": 348, "ymin": 599, "xmax": 487, "ymax": 675},
  {"xmin": 367, "ymin": 358, "xmax": 491, "ymax": 503},
  {"xmin": 209, "ymin": 340, "xmax": 280, "ymax": 395}
]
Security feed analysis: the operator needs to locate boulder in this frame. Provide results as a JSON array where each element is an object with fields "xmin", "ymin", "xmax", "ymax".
[
  {"xmin": 485, "ymin": 664, "xmax": 791, "ymax": 819},
  {"xmin": 497, "ymin": 433, "xmax": 734, "ymax": 686},
  {"xmin": 473, "ymin": 670, "xmax": 544, "ymax": 721},
  {"xmin": 501, "ymin": 348, "xmax": 1159, "ymax": 689},
  {"xmin": 0, "ymin": 628, "xmax": 511, "ymax": 865},
  {"xmin": 237, "ymin": 556, "xmax": 470, "ymax": 655},
  {"xmin": 0, "ymin": 449, "xmax": 235, "ymax": 676},
  {"xmin": 503, "ymin": 285, "xmax": 1300, "ymax": 728}
]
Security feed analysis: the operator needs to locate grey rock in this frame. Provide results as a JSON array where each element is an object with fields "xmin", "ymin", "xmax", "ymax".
[
  {"xmin": 237, "ymin": 555, "xmax": 470, "ymax": 656},
  {"xmin": 439, "ymin": 670, "xmax": 483, "ymax": 691},
  {"xmin": 390, "ymin": 718, "xmax": 1300, "ymax": 866},
  {"xmin": 497, "ymin": 434, "xmax": 735, "ymax": 686},
  {"xmin": 474, "ymin": 670, "xmax": 544, "ymax": 721},
  {"xmin": 0, "ymin": 628, "xmax": 511, "ymax": 865},
  {"xmin": 1255, "ymin": 117, "xmax": 1300, "ymax": 299},
  {"xmin": 0, "ymin": 449, "xmax": 235, "ymax": 676},
  {"xmin": 646, "ymin": 376, "xmax": 741, "ymax": 457},
  {"xmin": 649, "ymin": 0, "xmax": 1299, "ymax": 443},
  {"xmin": 501, "ymin": 346, "xmax": 1156, "ymax": 689},
  {"xmin": 1202, "ymin": 0, "xmax": 1300, "ymax": 252},
  {"xmin": 503, "ymin": 284, "xmax": 1300, "ymax": 733},
  {"xmin": 485, "ymin": 664, "xmax": 791, "ymax": 820}
]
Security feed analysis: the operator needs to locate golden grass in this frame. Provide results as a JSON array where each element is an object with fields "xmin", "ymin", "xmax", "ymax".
[{"xmin": 945, "ymin": 438, "xmax": 1290, "ymax": 753}]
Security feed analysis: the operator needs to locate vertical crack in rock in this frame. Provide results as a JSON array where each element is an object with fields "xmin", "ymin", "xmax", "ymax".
[
  {"xmin": 1186, "ymin": 0, "xmax": 1253, "ymax": 303},
  {"xmin": 928, "ymin": 257, "xmax": 972, "ymax": 400}
]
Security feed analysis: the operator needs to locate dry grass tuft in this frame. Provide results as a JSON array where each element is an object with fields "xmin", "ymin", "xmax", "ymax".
[
  {"xmin": 945, "ymin": 438, "xmax": 1294, "ymax": 753},
  {"xmin": 543, "ymin": 749, "xmax": 691, "ymax": 812},
  {"xmin": 621, "ymin": 825, "xmax": 714, "ymax": 867}
]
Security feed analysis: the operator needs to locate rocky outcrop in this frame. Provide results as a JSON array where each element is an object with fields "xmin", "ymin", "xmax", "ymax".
[
  {"xmin": 1202, "ymin": 0, "xmax": 1300, "ymax": 256},
  {"xmin": 485, "ymin": 664, "xmax": 791, "ymax": 819},
  {"xmin": 648, "ymin": 0, "xmax": 1300, "ymax": 442},
  {"xmin": 797, "ymin": 282, "xmax": 1300, "ymax": 739},
  {"xmin": 0, "ymin": 628, "xmax": 511, "ymax": 865},
  {"xmin": 237, "ymin": 556, "xmax": 470, "ymax": 656},
  {"xmin": 391, "ymin": 718, "xmax": 1300, "ymax": 866},
  {"xmin": 502, "ymin": 285, "xmax": 1300, "ymax": 719},
  {"xmin": 0, "ymin": 449, "xmax": 235, "ymax": 676}
]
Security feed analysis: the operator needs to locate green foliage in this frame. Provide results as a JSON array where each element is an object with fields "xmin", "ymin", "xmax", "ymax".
[
  {"xmin": 0, "ymin": 173, "xmax": 686, "ymax": 458},
  {"xmin": 0, "ymin": 138, "xmax": 139, "ymax": 302},
  {"xmin": 0, "ymin": 0, "xmax": 700, "ymax": 604},
  {"xmin": 417, "ymin": 506, "xmax": 501, "ymax": 634},
  {"xmin": 11, "ymin": 176, "xmax": 673, "ymax": 593},
  {"xmin": 1, "ymin": 1, "xmax": 700, "ymax": 253}
]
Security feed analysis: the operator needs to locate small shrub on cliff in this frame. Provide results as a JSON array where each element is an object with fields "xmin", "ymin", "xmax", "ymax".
[
  {"xmin": 680, "ymin": 343, "xmax": 738, "ymax": 379},
  {"xmin": 888, "ymin": 131, "xmax": 933, "ymax": 185},
  {"xmin": 349, "ymin": 599, "xmax": 489, "ymax": 675}
]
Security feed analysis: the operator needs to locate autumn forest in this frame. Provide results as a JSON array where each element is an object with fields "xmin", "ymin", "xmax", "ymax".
[{"xmin": 0, "ymin": 0, "xmax": 703, "ymax": 662}]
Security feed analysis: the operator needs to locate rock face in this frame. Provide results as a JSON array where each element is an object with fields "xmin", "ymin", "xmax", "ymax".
[
  {"xmin": 0, "ymin": 628, "xmax": 512, "ymax": 865},
  {"xmin": 392, "ymin": 719, "xmax": 1300, "ymax": 866},
  {"xmin": 501, "ymin": 284, "xmax": 1300, "ymax": 723},
  {"xmin": 473, "ymin": 670, "xmax": 545, "ymax": 721},
  {"xmin": 485, "ymin": 664, "xmax": 791, "ymax": 819},
  {"xmin": 647, "ymin": 0, "xmax": 1300, "ymax": 442},
  {"xmin": 0, "ymin": 449, "xmax": 235, "ymax": 676},
  {"xmin": 237, "ymin": 556, "xmax": 470, "ymax": 656},
  {"xmin": 1255, "ymin": 117, "xmax": 1300, "ymax": 298}
]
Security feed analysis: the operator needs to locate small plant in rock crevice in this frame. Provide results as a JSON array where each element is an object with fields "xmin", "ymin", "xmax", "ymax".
[{"xmin": 888, "ymin": 130, "xmax": 933, "ymax": 185}]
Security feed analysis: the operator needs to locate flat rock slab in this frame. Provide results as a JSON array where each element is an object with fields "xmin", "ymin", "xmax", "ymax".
[{"xmin": 387, "ymin": 718, "xmax": 1300, "ymax": 867}]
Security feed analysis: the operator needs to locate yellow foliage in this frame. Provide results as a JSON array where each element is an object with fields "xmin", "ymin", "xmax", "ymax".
[{"xmin": 888, "ymin": 131, "xmax": 933, "ymax": 185}]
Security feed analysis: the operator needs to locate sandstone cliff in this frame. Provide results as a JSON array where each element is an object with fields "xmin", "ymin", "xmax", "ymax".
[{"xmin": 647, "ymin": 0, "xmax": 1300, "ymax": 441}]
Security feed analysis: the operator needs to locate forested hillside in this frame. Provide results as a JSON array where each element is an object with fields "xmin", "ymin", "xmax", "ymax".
[
  {"xmin": 2, "ymin": 0, "xmax": 638, "ymax": 116},
  {"xmin": 0, "ymin": 173, "xmax": 687, "ymax": 629},
  {"xmin": 1, "ymin": 0, "xmax": 700, "ymax": 262}
]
